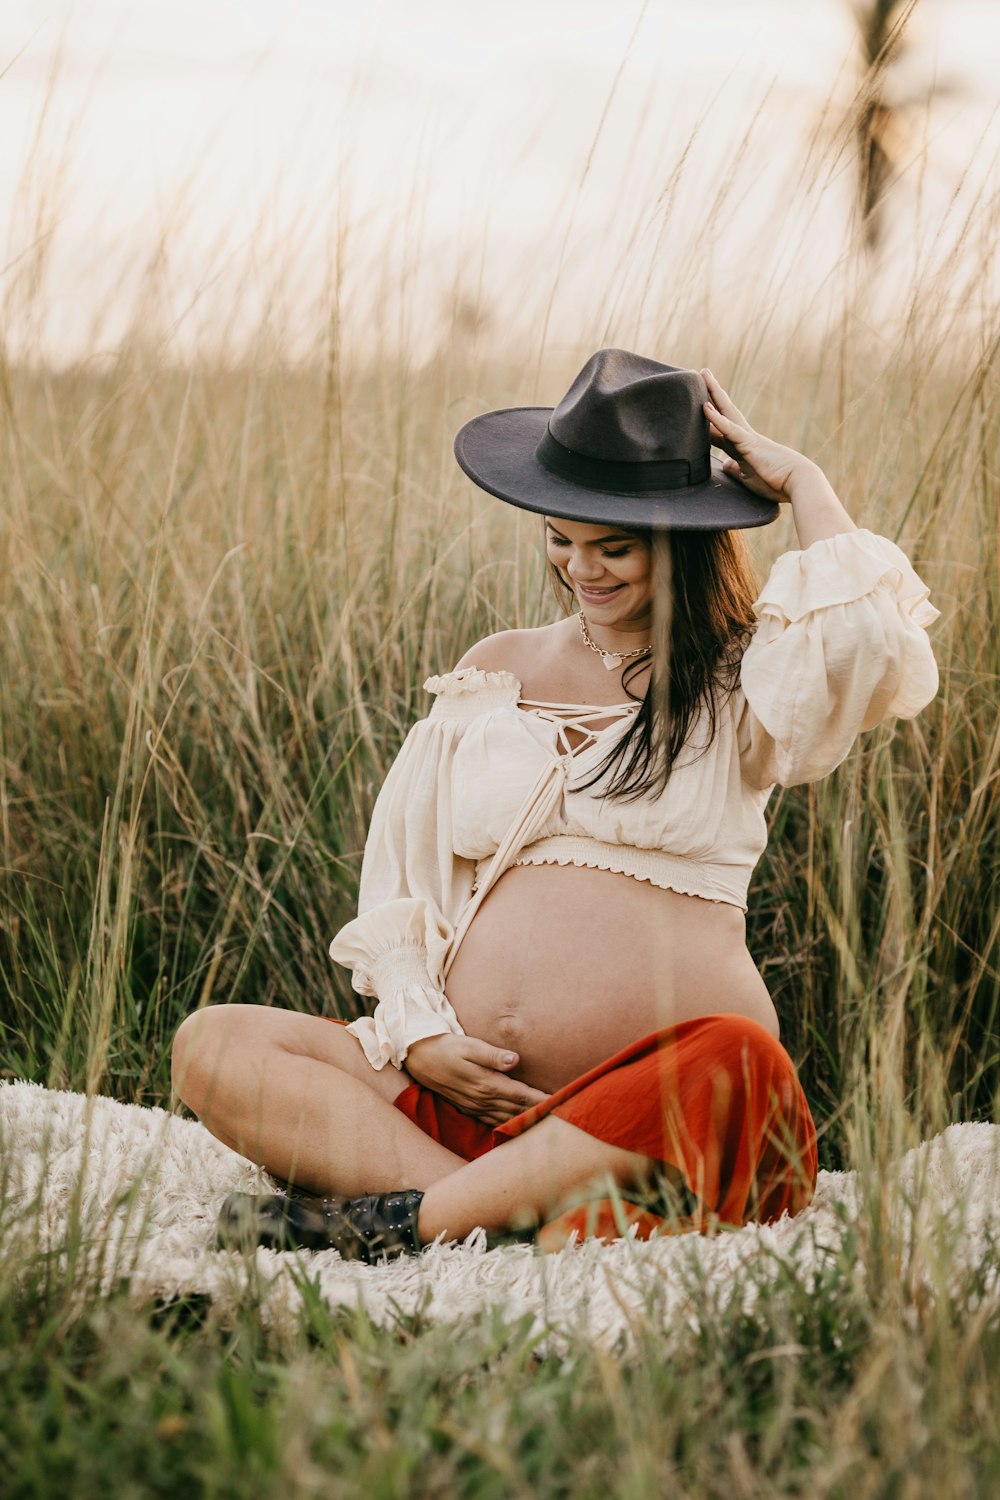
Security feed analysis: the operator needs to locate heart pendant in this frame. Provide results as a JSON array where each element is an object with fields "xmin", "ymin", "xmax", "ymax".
[{"xmin": 602, "ymin": 653, "xmax": 623, "ymax": 670}]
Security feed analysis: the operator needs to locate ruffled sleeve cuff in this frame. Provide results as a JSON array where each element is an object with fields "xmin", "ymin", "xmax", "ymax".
[
  {"xmin": 345, "ymin": 952, "xmax": 464, "ymax": 1070},
  {"xmin": 738, "ymin": 528, "xmax": 941, "ymax": 788},
  {"xmin": 330, "ymin": 908, "xmax": 464, "ymax": 1070},
  {"xmin": 753, "ymin": 528, "xmax": 941, "ymax": 629}
]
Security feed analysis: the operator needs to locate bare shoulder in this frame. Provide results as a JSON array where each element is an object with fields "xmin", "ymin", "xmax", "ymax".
[{"xmin": 452, "ymin": 622, "xmax": 571, "ymax": 677}]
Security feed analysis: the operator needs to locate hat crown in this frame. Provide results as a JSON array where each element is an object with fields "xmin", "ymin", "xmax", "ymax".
[{"xmin": 549, "ymin": 348, "xmax": 710, "ymax": 465}]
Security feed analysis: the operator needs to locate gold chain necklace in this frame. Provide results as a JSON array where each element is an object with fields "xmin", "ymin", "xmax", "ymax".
[{"xmin": 578, "ymin": 611, "xmax": 652, "ymax": 672}]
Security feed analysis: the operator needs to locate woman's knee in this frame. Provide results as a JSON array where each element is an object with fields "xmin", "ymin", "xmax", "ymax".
[
  {"xmin": 712, "ymin": 1013, "xmax": 791, "ymax": 1069},
  {"xmin": 171, "ymin": 1004, "xmax": 403, "ymax": 1116},
  {"xmin": 686, "ymin": 1015, "xmax": 802, "ymax": 1126},
  {"xmin": 171, "ymin": 1004, "xmax": 238, "ymax": 1112},
  {"xmin": 707, "ymin": 1017, "xmax": 810, "ymax": 1148}
]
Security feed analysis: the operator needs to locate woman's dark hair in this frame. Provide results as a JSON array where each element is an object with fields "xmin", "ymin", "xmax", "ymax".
[{"xmin": 548, "ymin": 524, "xmax": 761, "ymax": 801}]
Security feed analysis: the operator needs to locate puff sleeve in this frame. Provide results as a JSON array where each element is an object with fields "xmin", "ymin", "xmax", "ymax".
[
  {"xmin": 737, "ymin": 528, "xmax": 940, "ymax": 789},
  {"xmin": 328, "ymin": 689, "xmax": 476, "ymax": 1070}
]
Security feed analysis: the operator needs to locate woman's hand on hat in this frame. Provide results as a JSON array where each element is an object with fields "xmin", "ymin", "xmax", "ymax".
[
  {"xmin": 405, "ymin": 1033, "xmax": 549, "ymax": 1124},
  {"xmin": 701, "ymin": 368, "xmax": 816, "ymax": 504}
]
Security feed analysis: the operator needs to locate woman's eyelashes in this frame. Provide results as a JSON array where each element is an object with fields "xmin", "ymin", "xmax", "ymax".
[{"xmin": 547, "ymin": 537, "xmax": 632, "ymax": 559}]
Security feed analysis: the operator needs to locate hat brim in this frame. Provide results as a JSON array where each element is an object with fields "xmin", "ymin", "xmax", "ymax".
[{"xmin": 454, "ymin": 406, "xmax": 779, "ymax": 531}]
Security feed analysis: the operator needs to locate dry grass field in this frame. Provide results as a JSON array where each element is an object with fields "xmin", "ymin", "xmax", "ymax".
[{"xmin": 0, "ymin": 94, "xmax": 998, "ymax": 1494}]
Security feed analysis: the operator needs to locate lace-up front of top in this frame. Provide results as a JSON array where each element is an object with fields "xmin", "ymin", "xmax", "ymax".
[
  {"xmin": 471, "ymin": 694, "xmax": 703, "ymax": 895},
  {"xmin": 516, "ymin": 698, "xmax": 641, "ymax": 758},
  {"xmin": 329, "ymin": 528, "xmax": 942, "ymax": 1069}
]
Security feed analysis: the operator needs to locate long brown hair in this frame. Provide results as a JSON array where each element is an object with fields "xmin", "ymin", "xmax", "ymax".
[{"xmin": 548, "ymin": 525, "xmax": 761, "ymax": 800}]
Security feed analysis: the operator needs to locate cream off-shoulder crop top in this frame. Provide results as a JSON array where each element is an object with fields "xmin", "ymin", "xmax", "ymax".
[{"xmin": 329, "ymin": 529, "xmax": 940, "ymax": 1069}]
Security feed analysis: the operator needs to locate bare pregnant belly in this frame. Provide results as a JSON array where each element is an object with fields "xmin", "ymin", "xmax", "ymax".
[{"xmin": 444, "ymin": 863, "xmax": 778, "ymax": 1095}]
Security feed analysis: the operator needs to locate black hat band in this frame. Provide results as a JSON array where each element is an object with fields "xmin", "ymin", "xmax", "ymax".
[{"xmin": 535, "ymin": 428, "xmax": 710, "ymax": 495}]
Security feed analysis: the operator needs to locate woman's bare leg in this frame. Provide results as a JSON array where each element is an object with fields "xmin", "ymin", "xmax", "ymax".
[
  {"xmin": 173, "ymin": 1005, "xmax": 659, "ymax": 1240},
  {"xmin": 171, "ymin": 1005, "xmax": 466, "ymax": 1194},
  {"xmin": 415, "ymin": 1117, "xmax": 655, "ymax": 1242}
]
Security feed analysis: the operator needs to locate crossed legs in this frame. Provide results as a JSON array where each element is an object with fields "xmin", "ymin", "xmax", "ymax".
[{"xmin": 171, "ymin": 1004, "xmax": 654, "ymax": 1244}]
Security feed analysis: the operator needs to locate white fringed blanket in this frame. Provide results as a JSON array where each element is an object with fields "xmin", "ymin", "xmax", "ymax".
[{"xmin": 2, "ymin": 1081, "xmax": 998, "ymax": 1353}]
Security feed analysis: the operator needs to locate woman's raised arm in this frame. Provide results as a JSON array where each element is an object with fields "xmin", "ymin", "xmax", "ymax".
[{"xmin": 701, "ymin": 368, "xmax": 857, "ymax": 549}]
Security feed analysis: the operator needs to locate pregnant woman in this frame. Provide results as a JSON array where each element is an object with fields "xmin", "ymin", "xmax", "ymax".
[{"xmin": 172, "ymin": 350, "xmax": 940, "ymax": 1259}]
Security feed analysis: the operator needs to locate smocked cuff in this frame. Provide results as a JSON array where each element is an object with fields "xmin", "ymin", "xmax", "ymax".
[
  {"xmin": 345, "ymin": 945, "xmax": 464, "ymax": 1070},
  {"xmin": 370, "ymin": 944, "xmax": 437, "ymax": 995},
  {"xmin": 754, "ymin": 529, "xmax": 940, "ymax": 628}
]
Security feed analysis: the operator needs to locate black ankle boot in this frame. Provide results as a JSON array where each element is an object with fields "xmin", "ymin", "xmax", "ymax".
[{"xmin": 217, "ymin": 1190, "xmax": 425, "ymax": 1262}]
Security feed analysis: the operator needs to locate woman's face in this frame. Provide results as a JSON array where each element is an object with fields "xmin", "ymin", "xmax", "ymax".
[{"xmin": 544, "ymin": 517, "xmax": 654, "ymax": 631}]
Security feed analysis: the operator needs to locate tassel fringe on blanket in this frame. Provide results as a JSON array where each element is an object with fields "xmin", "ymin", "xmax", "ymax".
[{"xmin": 1, "ymin": 1081, "xmax": 999, "ymax": 1357}]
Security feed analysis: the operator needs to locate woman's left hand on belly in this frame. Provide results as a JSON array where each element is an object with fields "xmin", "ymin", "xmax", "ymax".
[{"xmin": 405, "ymin": 1035, "xmax": 549, "ymax": 1125}]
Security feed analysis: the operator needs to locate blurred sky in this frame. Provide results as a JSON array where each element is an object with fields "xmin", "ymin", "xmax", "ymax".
[{"xmin": 1, "ymin": 0, "xmax": 996, "ymax": 363}]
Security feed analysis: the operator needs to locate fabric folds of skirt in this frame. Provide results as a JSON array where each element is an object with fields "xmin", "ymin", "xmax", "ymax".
[{"xmin": 390, "ymin": 1013, "xmax": 818, "ymax": 1242}]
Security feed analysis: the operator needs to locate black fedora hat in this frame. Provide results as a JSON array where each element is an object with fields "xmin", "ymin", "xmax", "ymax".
[{"xmin": 454, "ymin": 348, "xmax": 778, "ymax": 531}]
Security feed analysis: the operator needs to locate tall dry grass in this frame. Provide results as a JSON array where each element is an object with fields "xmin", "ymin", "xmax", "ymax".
[
  {"xmin": 0, "ymin": 41, "xmax": 997, "ymax": 1494},
  {"xmin": 1, "ymin": 315, "xmax": 995, "ymax": 1168}
]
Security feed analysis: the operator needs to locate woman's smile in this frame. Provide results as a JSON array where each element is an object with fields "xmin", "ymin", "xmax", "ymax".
[{"xmin": 575, "ymin": 581, "xmax": 626, "ymax": 603}]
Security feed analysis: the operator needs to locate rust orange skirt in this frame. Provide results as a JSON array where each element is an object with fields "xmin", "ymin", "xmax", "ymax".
[{"xmin": 391, "ymin": 1014, "xmax": 818, "ymax": 1243}]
